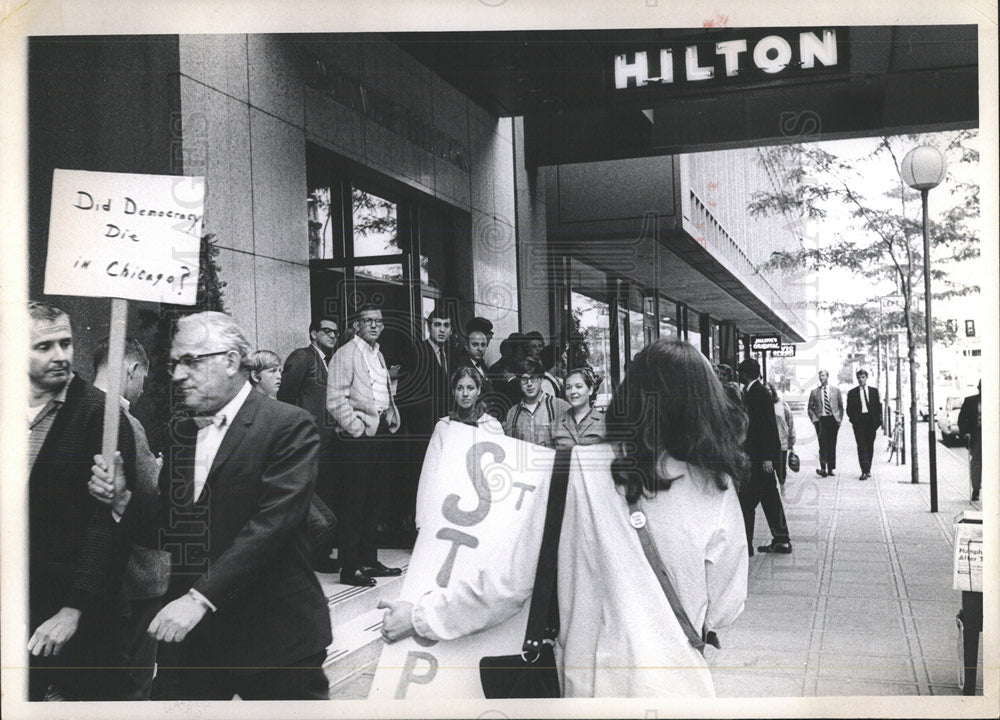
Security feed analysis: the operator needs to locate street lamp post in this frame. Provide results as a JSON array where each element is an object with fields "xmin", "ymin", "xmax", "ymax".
[{"xmin": 900, "ymin": 145, "xmax": 947, "ymax": 513}]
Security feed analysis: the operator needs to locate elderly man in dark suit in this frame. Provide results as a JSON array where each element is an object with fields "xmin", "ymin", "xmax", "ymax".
[
  {"xmin": 27, "ymin": 301, "xmax": 137, "ymax": 701},
  {"xmin": 90, "ymin": 311, "xmax": 331, "ymax": 700},
  {"xmin": 846, "ymin": 369, "xmax": 883, "ymax": 480},
  {"xmin": 737, "ymin": 357, "xmax": 792, "ymax": 556},
  {"xmin": 277, "ymin": 316, "xmax": 341, "ymax": 573}
]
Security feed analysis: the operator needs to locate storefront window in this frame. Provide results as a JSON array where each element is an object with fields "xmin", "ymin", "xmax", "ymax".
[
  {"xmin": 688, "ymin": 326, "xmax": 702, "ymax": 352},
  {"xmin": 355, "ymin": 262, "xmax": 404, "ymax": 283},
  {"xmin": 307, "ymin": 185, "xmax": 336, "ymax": 260},
  {"xmin": 352, "ymin": 186, "xmax": 402, "ymax": 258},
  {"xmin": 659, "ymin": 297, "xmax": 678, "ymax": 339},
  {"xmin": 307, "ymin": 144, "xmax": 467, "ymax": 350},
  {"xmin": 628, "ymin": 308, "xmax": 644, "ymax": 360},
  {"xmin": 570, "ymin": 289, "xmax": 610, "ymax": 389}
]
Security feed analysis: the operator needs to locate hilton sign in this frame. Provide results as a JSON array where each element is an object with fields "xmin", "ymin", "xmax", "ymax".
[{"xmin": 612, "ymin": 28, "xmax": 845, "ymax": 92}]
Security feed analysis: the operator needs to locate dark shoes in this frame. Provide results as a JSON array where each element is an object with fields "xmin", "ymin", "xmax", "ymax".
[
  {"xmin": 971, "ymin": 489, "xmax": 980, "ymax": 502},
  {"xmin": 312, "ymin": 556, "xmax": 342, "ymax": 574},
  {"xmin": 860, "ymin": 472, "xmax": 871, "ymax": 481},
  {"xmin": 340, "ymin": 569, "xmax": 377, "ymax": 587},
  {"xmin": 757, "ymin": 541, "xmax": 793, "ymax": 554},
  {"xmin": 816, "ymin": 469, "xmax": 828, "ymax": 477},
  {"xmin": 362, "ymin": 562, "xmax": 403, "ymax": 577}
]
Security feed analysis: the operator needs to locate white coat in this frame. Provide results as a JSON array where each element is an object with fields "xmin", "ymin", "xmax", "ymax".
[{"xmin": 558, "ymin": 445, "xmax": 748, "ymax": 697}]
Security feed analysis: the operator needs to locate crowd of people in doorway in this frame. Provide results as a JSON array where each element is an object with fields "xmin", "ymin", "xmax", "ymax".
[{"xmin": 26, "ymin": 298, "xmax": 984, "ymax": 702}]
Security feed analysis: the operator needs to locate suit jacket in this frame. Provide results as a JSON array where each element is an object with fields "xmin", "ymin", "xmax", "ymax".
[
  {"xmin": 846, "ymin": 385, "xmax": 883, "ymax": 429},
  {"xmin": 122, "ymin": 389, "xmax": 332, "ymax": 669},
  {"xmin": 807, "ymin": 384, "xmax": 845, "ymax": 424},
  {"xmin": 742, "ymin": 380, "xmax": 782, "ymax": 463},
  {"xmin": 277, "ymin": 344, "xmax": 335, "ymax": 442},
  {"xmin": 452, "ymin": 351, "xmax": 494, "ymax": 396},
  {"xmin": 121, "ymin": 406, "xmax": 171, "ymax": 601},
  {"xmin": 396, "ymin": 339, "xmax": 451, "ymax": 438},
  {"xmin": 29, "ymin": 375, "xmax": 137, "ymax": 629},
  {"xmin": 958, "ymin": 393, "xmax": 981, "ymax": 440},
  {"xmin": 326, "ymin": 338, "xmax": 400, "ymax": 437}
]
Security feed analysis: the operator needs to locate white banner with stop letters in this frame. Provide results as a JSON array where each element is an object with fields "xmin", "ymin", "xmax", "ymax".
[{"xmin": 369, "ymin": 422, "xmax": 554, "ymax": 699}]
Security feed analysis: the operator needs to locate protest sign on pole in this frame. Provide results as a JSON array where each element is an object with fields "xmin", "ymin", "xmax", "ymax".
[
  {"xmin": 370, "ymin": 422, "xmax": 555, "ymax": 699},
  {"xmin": 44, "ymin": 168, "xmax": 204, "ymax": 469}
]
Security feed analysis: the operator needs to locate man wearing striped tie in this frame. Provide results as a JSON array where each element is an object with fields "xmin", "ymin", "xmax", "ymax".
[{"xmin": 807, "ymin": 370, "xmax": 844, "ymax": 477}]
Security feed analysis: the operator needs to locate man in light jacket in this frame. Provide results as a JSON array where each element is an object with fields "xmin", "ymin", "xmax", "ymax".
[
  {"xmin": 807, "ymin": 370, "xmax": 844, "ymax": 477},
  {"xmin": 327, "ymin": 304, "xmax": 402, "ymax": 587}
]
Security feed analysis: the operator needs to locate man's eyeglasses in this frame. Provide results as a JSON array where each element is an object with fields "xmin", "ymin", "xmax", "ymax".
[
  {"xmin": 168, "ymin": 350, "xmax": 231, "ymax": 373},
  {"xmin": 318, "ymin": 327, "xmax": 339, "ymax": 335},
  {"xmin": 357, "ymin": 318, "xmax": 384, "ymax": 327}
]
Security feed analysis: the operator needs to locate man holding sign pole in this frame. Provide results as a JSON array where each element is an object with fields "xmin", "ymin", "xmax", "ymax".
[{"xmin": 27, "ymin": 302, "xmax": 137, "ymax": 701}]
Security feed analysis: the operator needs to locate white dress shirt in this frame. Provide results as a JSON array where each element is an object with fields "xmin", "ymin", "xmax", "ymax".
[
  {"xmin": 193, "ymin": 381, "xmax": 252, "ymax": 502},
  {"xmin": 353, "ymin": 335, "xmax": 391, "ymax": 411}
]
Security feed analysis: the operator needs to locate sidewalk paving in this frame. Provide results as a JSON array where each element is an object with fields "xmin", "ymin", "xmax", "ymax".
[{"xmin": 710, "ymin": 412, "xmax": 984, "ymax": 697}]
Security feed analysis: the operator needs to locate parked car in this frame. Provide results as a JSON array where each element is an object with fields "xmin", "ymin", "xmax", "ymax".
[{"xmin": 936, "ymin": 396, "xmax": 965, "ymax": 446}]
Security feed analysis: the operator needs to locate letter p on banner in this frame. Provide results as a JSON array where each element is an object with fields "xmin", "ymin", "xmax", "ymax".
[{"xmin": 44, "ymin": 169, "xmax": 204, "ymax": 305}]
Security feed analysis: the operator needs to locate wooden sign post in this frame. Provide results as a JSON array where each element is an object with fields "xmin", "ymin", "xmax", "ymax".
[{"xmin": 44, "ymin": 168, "xmax": 205, "ymax": 468}]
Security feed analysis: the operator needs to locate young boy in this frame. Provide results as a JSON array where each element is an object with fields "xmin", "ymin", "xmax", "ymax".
[{"xmin": 503, "ymin": 357, "xmax": 570, "ymax": 447}]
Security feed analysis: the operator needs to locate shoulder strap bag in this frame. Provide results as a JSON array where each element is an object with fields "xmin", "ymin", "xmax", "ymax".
[
  {"xmin": 627, "ymin": 500, "xmax": 720, "ymax": 655},
  {"xmin": 479, "ymin": 447, "xmax": 573, "ymax": 698}
]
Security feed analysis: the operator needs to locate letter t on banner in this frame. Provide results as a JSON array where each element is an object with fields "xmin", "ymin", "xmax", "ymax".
[{"xmin": 44, "ymin": 169, "xmax": 205, "ymax": 470}]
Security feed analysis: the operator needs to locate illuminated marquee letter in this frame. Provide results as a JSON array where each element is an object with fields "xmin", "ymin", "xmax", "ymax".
[
  {"xmin": 799, "ymin": 30, "xmax": 838, "ymax": 68},
  {"xmin": 753, "ymin": 35, "xmax": 793, "ymax": 74},
  {"xmin": 715, "ymin": 39, "xmax": 747, "ymax": 77},
  {"xmin": 653, "ymin": 49, "xmax": 674, "ymax": 83},
  {"xmin": 614, "ymin": 51, "xmax": 649, "ymax": 89},
  {"xmin": 684, "ymin": 46, "xmax": 714, "ymax": 81}
]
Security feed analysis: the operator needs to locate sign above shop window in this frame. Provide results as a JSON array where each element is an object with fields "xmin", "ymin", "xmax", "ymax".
[
  {"xmin": 772, "ymin": 343, "xmax": 797, "ymax": 358},
  {"xmin": 611, "ymin": 28, "xmax": 847, "ymax": 93},
  {"xmin": 751, "ymin": 334, "xmax": 782, "ymax": 351}
]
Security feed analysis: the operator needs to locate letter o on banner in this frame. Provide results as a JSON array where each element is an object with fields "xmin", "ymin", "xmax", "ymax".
[{"xmin": 753, "ymin": 35, "xmax": 793, "ymax": 74}]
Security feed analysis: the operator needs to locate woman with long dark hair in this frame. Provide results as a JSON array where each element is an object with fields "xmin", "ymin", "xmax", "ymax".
[
  {"xmin": 558, "ymin": 339, "xmax": 750, "ymax": 697},
  {"xmin": 411, "ymin": 365, "xmax": 503, "ymax": 533}
]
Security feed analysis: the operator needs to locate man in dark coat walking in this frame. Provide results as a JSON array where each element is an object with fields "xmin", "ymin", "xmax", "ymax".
[
  {"xmin": 846, "ymin": 369, "xmax": 883, "ymax": 480},
  {"xmin": 737, "ymin": 357, "xmax": 792, "ymax": 556}
]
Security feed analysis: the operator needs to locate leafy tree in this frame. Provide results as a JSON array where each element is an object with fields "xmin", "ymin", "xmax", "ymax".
[{"xmin": 749, "ymin": 130, "xmax": 980, "ymax": 484}]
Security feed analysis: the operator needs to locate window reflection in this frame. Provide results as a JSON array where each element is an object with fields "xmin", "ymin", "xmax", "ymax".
[
  {"xmin": 352, "ymin": 187, "xmax": 402, "ymax": 257},
  {"xmin": 307, "ymin": 186, "xmax": 334, "ymax": 260}
]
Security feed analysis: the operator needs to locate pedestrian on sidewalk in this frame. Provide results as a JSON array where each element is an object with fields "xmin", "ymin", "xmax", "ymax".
[
  {"xmin": 738, "ymin": 358, "xmax": 792, "ymax": 555},
  {"xmin": 807, "ymin": 370, "xmax": 844, "ymax": 477},
  {"xmin": 767, "ymin": 382, "xmax": 795, "ymax": 485},
  {"xmin": 958, "ymin": 380, "xmax": 982, "ymax": 502},
  {"xmin": 846, "ymin": 369, "xmax": 882, "ymax": 480}
]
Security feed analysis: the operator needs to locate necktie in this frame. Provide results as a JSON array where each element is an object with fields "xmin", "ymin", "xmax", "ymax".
[
  {"xmin": 861, "ymin": 387, "xmax": 868, "ymax": 412},
  {"xmin": 823, "ymin": 387, "xmax": 831, "ymax": 415}
]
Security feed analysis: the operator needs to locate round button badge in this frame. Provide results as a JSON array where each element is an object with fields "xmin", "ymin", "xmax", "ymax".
[{"xmin": 629, "ymin": 510, "xmax": 646, "ymax": 529}]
